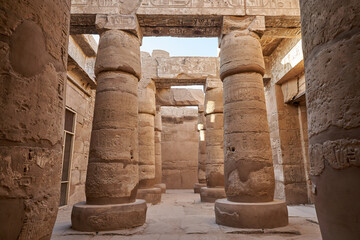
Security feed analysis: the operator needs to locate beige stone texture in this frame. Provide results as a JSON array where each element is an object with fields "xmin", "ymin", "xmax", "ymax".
[
  {"xmin": 71, "ymin": 0, "xmax": 142, "ymax": 15},
  {"xmin": 71, "ymin": 199, "xmax": 147, "ymax": 232},
  {"xmin": 220, "ymin": 31, "xmax": 265, "ymax": 79},
  {"xmin": 0, "ymin": 1, "xmax": 70, "ymax": 239},
  {"xmin": 156, "ymin": 88, "xmax": 204, "ymax": 107},
  {"xmin": 264, "ymin": 38, "xmax": 310, "ymax": 204},
  {"xmin": 221, "ymin": 32, "xmax": 276, "ymax": 203},
  {"xmin": 66, "ymin": 80, "xmax": 95, "ymax": 205},
  {"xmin": 204, "ymin": 82, "xmax": 224, "ymax": 188},
  {"xmin": 85, "ymin": 30, "xmax": 140, "ymax": 205},
  {"xmin": 215, "ymin": 199, "xmax": 289, "ymax": 228},
  {"xmin": 161, "ymin": 107, "xmax": 199, "ymax": 189},
  {"xmin": 136, "ymin": 188, "xmax": 162, "ymax": 204},
  {"xmin": 200, "ymin": 187, "xmax": 226, "ymax": 203},
  {"xmin": 54, "ymin": 190, "xmax": 322, "ymax": 240},
  {"xmin": 95, "ymin": 30, "xmax": 141, "ymax": 79},
  {"xmin": 138, "ymin": 113, "xmax": 156, "ymax": 185},
  {"xmin": 300, "ymin": 0, "xmax": 360, "ymax": 239},
  {"xmin": 154, "ymin": 109, "xmax": 163, "ymax": 185}
]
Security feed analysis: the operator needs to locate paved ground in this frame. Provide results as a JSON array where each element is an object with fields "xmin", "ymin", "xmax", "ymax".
[{"xmin": 52, "ymin": 190, "xmax": 321, "ymax": 240}]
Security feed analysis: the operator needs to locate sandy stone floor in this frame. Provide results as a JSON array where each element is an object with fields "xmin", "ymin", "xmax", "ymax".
[{"xmin": 52, "ymin": 190, "xmax": 322, "ymax": 240}]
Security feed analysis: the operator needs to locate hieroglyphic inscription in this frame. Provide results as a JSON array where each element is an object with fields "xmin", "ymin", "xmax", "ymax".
[
  {"xmin": 72, "ymin": 0, "xmax": 124, "ymax": 7},
  {"xmin": 310, "ymin": 140, "xmax": 360, "ymax": 176},
  {"xmin": 246, "ymin": 0, "xmax": 300, "ymax": 16},
  {"xmin": 246, "ymin": 0, "xmax": 299, "ymax": 9},
  {"xmin": 140, "ymin": 0, "xmax": 244, "ymax": 7}
]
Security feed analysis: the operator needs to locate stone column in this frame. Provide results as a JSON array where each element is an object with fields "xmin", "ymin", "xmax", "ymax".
[
  {"xmin": 71, "ymin": 29, "xmax": 147, "ymax": 231},
  {"xmin": 215, "ymin": 22, "xmax": 288, "ymax": 228},
  {"xmin": 0, "ymin": 1, "xmax": 70, "ymax": 239},
  {"xmin": 200, "ymin": 77, "xmax": 226, "ymax": 202},
  {"xmin": 194, "ymin": 105, "xmax": 207, "ymax": 193},
  {"xmin": 136, "ymin": 79, "xmax": 162, "ymax": 204},
  {"xmin": 154, "ymin": 106, "xmax": 166, "ymax": 193},
  {"xmin": 300, "ymin": 1, "xmax": 360, "ymax": 239}
]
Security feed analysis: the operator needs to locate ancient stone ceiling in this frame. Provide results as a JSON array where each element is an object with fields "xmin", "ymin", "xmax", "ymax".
[{"xmin": 70, "ymin": 0, "xmax": 301, "ymax": 56}]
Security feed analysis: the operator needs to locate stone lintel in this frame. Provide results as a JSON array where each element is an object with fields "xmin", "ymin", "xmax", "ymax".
[
  {"xmin": 96, "ymin": 14, "xmax": 143, "ymax": 43},
  {"xmin": 205, "ymin": 76, "xmax": 223, "ymax": 92},
  {"xmin": 156, "ymin": 88, "xmax": 204, "ymax": 107}
]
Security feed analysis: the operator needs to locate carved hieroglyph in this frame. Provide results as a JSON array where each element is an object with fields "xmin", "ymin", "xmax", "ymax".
[{"xmin": 71, "ymin": 0, "xmax": 299, "ymax": 16}]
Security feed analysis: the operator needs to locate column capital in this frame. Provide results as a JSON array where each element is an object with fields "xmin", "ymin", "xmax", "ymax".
[
  {"xmin": 219, "ymin": 16, "xmax": 265, "ymax": 47},
  {"xmin": 96, "ymin": 14, "xmax": 143, "ymax": 44}
]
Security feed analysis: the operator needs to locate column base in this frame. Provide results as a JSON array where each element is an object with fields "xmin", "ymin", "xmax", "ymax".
[
  {"xmin": 215, "ymin": 199, "xmax": 288, "ymax": 229},
  {"xmin": 194, "ymin": 183, "xmax": 207, "ymax": 193},
  {"xmin": 154, "ymin": 183, "xmax": 166, "ymax": 193},
  {"xmin": 71, "ymin": 200, "xmax": 147, "ymax": 232},
  {"xmin": 200, "ymin": 187, "xmax": 226, "ymax": 203},
  {"xmin": 136, "ymin": 187, "xmax": 162, "ymax": 204}
]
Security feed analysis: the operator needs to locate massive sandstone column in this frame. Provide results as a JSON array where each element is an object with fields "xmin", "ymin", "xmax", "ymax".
[
  {"xmin": 0, "ymin": 1, "xmax": 70, "ymax": 239},
  {"xmin": 136, "ymin": 79, "xmax": 162, "ymax": 204},
  {"xmin": 194, "ymin": 106, "xmax": 207, "ymax": 193},
  {"xmin": 154, "ymin": 106, "xmax": 166, "ymax": 193},
  {"xmin": 200, "ymin": 77, "xmax": 226, "ymax": 202},
  {"xmin": 71, "ymin": 29, "xmax": 146, "ymax": 231},
  {"xmin": 300, "ymin": 1, "xmax": 360, "ymax": 239},
  {"xmin": 215, "ymin": 27, "xmax": 288, "ymax": 228}
]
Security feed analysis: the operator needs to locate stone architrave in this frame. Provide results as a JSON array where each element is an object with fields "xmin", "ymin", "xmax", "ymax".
[
  {"xmin": 194, "ymin": 106, "xmax": 207, "ymax": 193},
  {"xmin": 71, "ymin": 29, "xmax": 147, "ymax": 232},
  {"xmin": 154, "ymin": 106, "xmax": 166, "ymax": 193},
  {"xmin": 200, "ymin": 77, "xmax": 226, "ymax": 202},
  {"xmin": 300, "ymin": 0, "xmax": 360, "ymax": 239},
  {"xmin": 136, "ymin": 79, "xmax": 162, "ymax": 204},
  {"xmin": 0, "ymin": 1, "xmax": 70, "ymax": 239},
  {"xmin": 215, "ymin": 17, "xmax": 288, "ymax": 229}
]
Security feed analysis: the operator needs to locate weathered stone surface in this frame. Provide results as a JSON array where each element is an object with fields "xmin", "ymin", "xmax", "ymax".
[
  {"xmin": 95, "ymin": 30, "xmax": 141, "ymax": 79},
  {"xmin": 161, "ymin": 107, "xmax": 199, "ymax": 189},
  {"xmin": 263, "ymin": 37, "xmax": 310, "ymax": 205},
  {"xmin": 221, "ymin": 32, "xmax": 276, "ymax": 203},
  {"xmin": 157, "ymin": 57, "xmax": 219, "ymax": 80},
  {"xmin": 300, "ymin": 0, "xmax": 360, "ymax": 239},
  {"xmin": 194, "ymin": 183, "xmax": 207, "ymax": 193},
  {"xmin": 136, "ymin": 188, "xmax": 162, "ymax": 204},
  {"xmin": 197, "ymin": 111, "xmax": 207, "ymax": 185},
  {"xmin": 83, "ymin": 29, "xmax": 141, "ymax": 208},
  {"xmin": 204, "ymin": 82, "xmax": 224, "ymax": 188},
  {"xmin": 71, "ymin": 0, "xmax": 142, "ymax": 15},
  {"xmin": 205, "ymin": 89, "xmax": 223, "ymax": 115},
  {"xmin": 71, "ymin": 200, "xmax": 147, "ymax": 232},
  {"xmin": 220, "ymin": 31, "xmax": 265, "ymax": 80},
  {"xmin": 156, "ymin": 88, "xmax": 204, "ymax": 107},
  {"xmin": 215, "ymin": 199, "xmax": 288, "ymax": 228},
  {"xmin": 154, "ymin": 108, "xmax": 164, "ymax": 191},
  {"xmin": 0, "ymin": 1, "xmax": 70, "ymax": 239},
  {"xmin": 138, "ymin": 113, "xmax": 156, "ymax": 184},
  {"xmin": 200, "ymin": 187, "xmax": 226, "ymax": 203}
]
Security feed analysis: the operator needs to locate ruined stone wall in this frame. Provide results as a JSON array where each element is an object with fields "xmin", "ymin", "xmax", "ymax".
[
  {"xmin": 65, "ymin": 80, "xmax": 95, "ymax": 205},
  {"xmin": 161, "ymin": 107, "xmax": 199, "ymax": 189},
  {"xmin": 264, "ymin": 38, "xmax": 311, "ymax": 204}
]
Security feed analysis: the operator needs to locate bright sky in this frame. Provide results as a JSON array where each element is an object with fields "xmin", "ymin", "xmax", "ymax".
[
  {"xmin": 93, "ymin": 35, "xmax": 219, "ymax": 57},
  {"xmin": 141, "ymin": 37, "xmax": 219, "ymax": 57}
]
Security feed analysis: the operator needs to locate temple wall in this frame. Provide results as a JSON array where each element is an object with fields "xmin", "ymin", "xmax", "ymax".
[
  {"xmin": 161, "ymin": 107, "xmax": 199, "ymax": 189},
  {"xmin": 64, "ymin": 35, "xmax": 96, "ymax": 205},
  {"xmin": 264, "ymin": 38, "xmax": 312, "ymax": 204}
]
